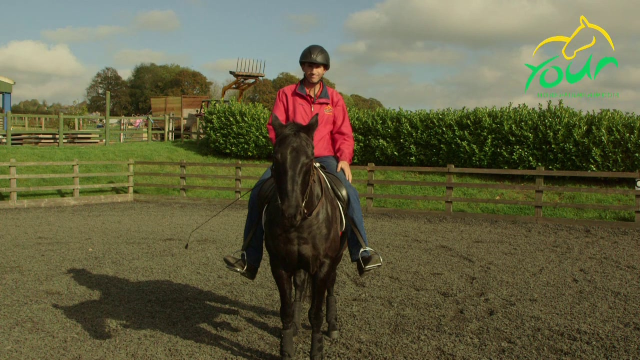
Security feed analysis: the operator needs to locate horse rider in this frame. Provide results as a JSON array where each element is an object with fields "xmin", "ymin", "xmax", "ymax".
[{"xmin": 223, "ymin": 44, "xmax": 383, "ymax": 280}]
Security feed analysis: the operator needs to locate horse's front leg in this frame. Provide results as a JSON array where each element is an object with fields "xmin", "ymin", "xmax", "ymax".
[
  {"xmin": 272, "ymin": 267, "xmax": 295, "ymax": 360},
  {"xmin": 325, "ymin": 269, "xmax": 339, "ymax": 339},
  {"xmin": 309, "ymin": 268, "xmax": 330, "ymax": 360},
  {"xmin": 292, "ymin": 269, "xmax": 308, "ymax": 337}
]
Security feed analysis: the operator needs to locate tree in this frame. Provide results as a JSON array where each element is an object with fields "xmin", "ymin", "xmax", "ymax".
[
  {"xmin": 127, "ymin": 63, "xmax": 213, "ymax": 114},
  {"xmin": 128, "ymin": 63, "xmax": 175, "ymax": 114},
  {"xmin": 245, "ymin": 78, "xmax": 276, "ymax": 109},
  {"xmin": 165, "ymin": 69, "xmax": 212, "ymax": 97},
  {"xmin": 322, "ymin": 77, "xmax": 336, "ymax": 89},
  {"xmin": 10, "ymin": 99, "xmax": 50, "ymax": 114},
  {"xmin": 272, "ymin": 72, "xmax": 300, "ymax": 91},
  {"xmin": 65, "ymin": 100, "xmax": 89, "ymax": 116},
  {"xmin": 340, "ymin": 92, "xmax": 355, "ymax": 108},
  {"xmin": 351, "ymin": 94, "xmax": 384, "ymax": 110},
  {"xmin": 85, "ymin": 67, "xmax": 130, "ymax": 116},
  {"xmin": 210, "ymin": 80, "xmax": 223, "ymax": 100}
]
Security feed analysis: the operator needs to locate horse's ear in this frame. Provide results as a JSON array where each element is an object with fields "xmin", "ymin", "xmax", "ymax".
[
  {"xmin": 304, "ymin": 113, "xmax": 319, "ymax": 138},
  {"xmin": 271, "ymin": 113, "xmax": 284, "ymax": 137}
]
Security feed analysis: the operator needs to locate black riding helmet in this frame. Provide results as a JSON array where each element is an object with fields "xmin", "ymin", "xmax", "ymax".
[{"xmin": 299, "ymin": 45, "xmax": 330, "ymax": 70}]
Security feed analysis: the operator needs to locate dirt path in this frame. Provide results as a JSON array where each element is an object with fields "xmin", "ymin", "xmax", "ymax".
[{"xmin": 1, "ymin": 201, "xmax": 638, "ymax": 359}]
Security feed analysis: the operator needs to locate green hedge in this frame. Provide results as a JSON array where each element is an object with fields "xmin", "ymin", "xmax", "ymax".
[
  {"xmin": 201, "ymin": 100, "xmax": 273, "ymax": 159},
  {"xmin": 202, "ymin": 100, "xmax": 640, "ymax": 172}
]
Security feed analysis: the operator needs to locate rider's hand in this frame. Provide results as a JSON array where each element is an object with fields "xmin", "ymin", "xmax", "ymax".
[{"xmin": 337, "ymin": 161, "xmax": 352, "ymax": 183}]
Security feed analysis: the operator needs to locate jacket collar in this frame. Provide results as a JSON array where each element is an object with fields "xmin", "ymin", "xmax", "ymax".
[{"xmin": 296, "ymin": 79, "xmax": 330, "ymax": 102}]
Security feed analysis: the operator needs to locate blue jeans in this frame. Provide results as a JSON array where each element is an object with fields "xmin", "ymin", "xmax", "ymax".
[{"xmin": 242, "ymin": 156, "xmax": 371, "ymax": 267}]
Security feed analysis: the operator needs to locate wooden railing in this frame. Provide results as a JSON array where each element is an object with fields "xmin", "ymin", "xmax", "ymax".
[
  {"xmin": 1, "ymin": 160, "xmax": 638, "ymax": 228},
  {"xmin": 0, "ymin": 113, "xmax": 204, "ymax": 146},
  {"xmin": 355, "ymin": 164, "xmax": 640, "ymax": 227},
  {"xmin": 0, "ymin": 159, "xmax": 134, "ymax": 208}
]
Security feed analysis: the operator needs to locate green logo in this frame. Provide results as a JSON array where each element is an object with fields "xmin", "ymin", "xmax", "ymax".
[{"xmin": 524, "ymin": 15, "xmax": 618, "ymax": 93}]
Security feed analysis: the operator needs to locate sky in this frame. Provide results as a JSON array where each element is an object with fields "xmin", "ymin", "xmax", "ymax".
[{"xmin": 0, "ymin": 0, "xmax": 638, "ymax": 113}]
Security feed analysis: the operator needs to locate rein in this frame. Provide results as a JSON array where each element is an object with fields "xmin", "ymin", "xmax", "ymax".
[{"xmin": 301, "ymin": 163, "xmax": 324, "ymax": 218}]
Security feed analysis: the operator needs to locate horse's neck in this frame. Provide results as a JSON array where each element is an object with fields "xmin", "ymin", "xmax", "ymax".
[{"xmin": 304, "ymin": 170, "xmax": 324, "ymax": 215}]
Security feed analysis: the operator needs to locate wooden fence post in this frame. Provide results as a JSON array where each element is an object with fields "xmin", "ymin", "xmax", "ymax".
[
  {"xmin": 147, "ymin": 116, "xmax": 152, "ymax": 143},
  {"xmin": 366, "ymin": 163, "xmax": 375, "ymax": 212},
  {"xmin": 105, "ymin": 91, "xmax": 110, "ymax": 146},
  {"xmin": 635, "ymin": 171, "xmax": 639, "ymax": 225},
  {"xmin": 535, "ymin": 166, "xmax": 544, "ymax": 219},
  {"xmin": 119, "ymin": 117, "xmax": 124, "ymax": 143},
  {"xmin": 196, "ymin": 117, "xmax": 201, "ymax": 142},
  {"xmin": 180, "ymin": 160, "xmax": 186, "ymax": 197},
  {"xmin": 180, "ymin": 112, "xmax": 184, "ymax": 143},
  {"xmin": 446, "ymin": 164, "xmax": 455, "ymax": 214},
  {"xmin": 128, "ymin": 159, "xmax": 134, "ymax": 196},
  {"xmin": 6, "ymin": 112, "xmax": 11, "ymax": 147},
  {"xmin": 236, "ymin": 160, "xmax": 242, "ymax": 199},
  {"xmin": 235, "ymin": 161, "xmax": 242, "ymax": 199},
  {"xmin": 164, "ymin": 114, "xmax": 169, "ymax": 142},
  {"xmin": 73, "ymin": 159, "xmax": 80, "ymax": 197},
  {"xmin": 9, "ymin": 159, "xmax": 17, "ymax": 203},
  {"xmin": 58, "ymin": 112, "xmax": 64, "ymax": 147}
]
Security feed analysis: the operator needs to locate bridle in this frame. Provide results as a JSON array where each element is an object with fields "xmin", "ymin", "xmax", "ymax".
[
  {"xmin": 301, "ymin": 162, "xmax": 324, "ymax": 218},
  {"xmin": 272, "ymin": 160, "xmax": 324, "ymax": 219}
]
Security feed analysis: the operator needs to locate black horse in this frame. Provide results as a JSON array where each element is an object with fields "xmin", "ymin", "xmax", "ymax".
[{"xmin": 264, "ymin": 113, "xmax": 348, "ymax": 360}]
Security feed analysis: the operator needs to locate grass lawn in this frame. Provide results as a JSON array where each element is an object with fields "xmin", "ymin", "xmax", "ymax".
[{"xmin": 0, "ymin": 140, "xmax": 636, "ymax": 222}]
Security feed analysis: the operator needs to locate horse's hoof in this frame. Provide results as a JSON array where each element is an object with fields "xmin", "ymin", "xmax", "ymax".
[{"xmin": 327, "ymin": 330, "xmax": 339, "ymax": 340}]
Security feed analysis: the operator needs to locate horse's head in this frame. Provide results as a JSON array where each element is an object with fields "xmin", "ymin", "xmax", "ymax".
[{"xmin": 271, "ymin": 113, "xmax": 319, "ymax": 228}]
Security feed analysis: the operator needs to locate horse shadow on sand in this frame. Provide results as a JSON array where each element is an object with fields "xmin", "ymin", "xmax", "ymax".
[{"xmin": 53, "ymin": 268, "xmax": 281, "ymax": 359}]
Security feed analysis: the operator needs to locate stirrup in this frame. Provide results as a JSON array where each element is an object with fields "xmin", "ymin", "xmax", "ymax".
[
  {"xmin": 226, "ymin": 250, "xmax": 247, "ymax": 273},
  {"xmin": 358, "ymin": 247, "xmax": 383, "ymax": 268}
]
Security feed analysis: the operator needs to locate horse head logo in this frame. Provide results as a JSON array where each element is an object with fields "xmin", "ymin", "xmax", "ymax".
[{"xmin": 533, "ymin": 15, "xmax": 615, "ymax": 60}]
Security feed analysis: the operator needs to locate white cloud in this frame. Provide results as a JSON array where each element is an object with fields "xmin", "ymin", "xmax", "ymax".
[
  {"xmin": 344, "ymin": 0, "xmax": 639, "ymax": 49},
  {"xmin": 338, "ymin": 40, "xmax": 465, "ymax": 65},
  {"xmin": 112, "ymin": 49, "xmax": 188, "ymax": 67},
  {"xmin": 0, "ymin": 41, "xmax": 91, "ymax": 104},
  {"xmin": 132, "ymin": 10, "xmax": 180, "ymax": 32},
  {"xmin": 41, "ymin": 25, "xmax": 127, "ymax": 43},
  {"xmin": 41, "ymin": 9, "xmax": 180, "ymax": 44},
  {"xmin": 0, "ymin": 40, "xmax": 86, "ymax": 77},
  {"xmin": 332, "ymin": 0, "xmax": 640, "ymax": 113},
  {"xmin": 202, "ymin": 59, "xmax": 239, "ymax": 73},
  {"xmin": 286, "ymin": 14, "xmax": 319, "ymax": 33}
]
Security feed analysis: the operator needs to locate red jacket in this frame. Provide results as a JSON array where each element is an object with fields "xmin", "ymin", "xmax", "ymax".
[{"xmin": 267, "ymin": 80, "xmax": 355, "ymax": 164}]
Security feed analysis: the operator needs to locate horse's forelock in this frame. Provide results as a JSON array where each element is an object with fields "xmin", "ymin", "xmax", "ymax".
[{"xmin": 275, "ymin": 122, "xmax": 314, "ymax": 155}]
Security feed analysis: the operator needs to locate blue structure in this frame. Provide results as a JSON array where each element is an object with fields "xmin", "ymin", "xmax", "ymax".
[{"xmin": 0, "ymin": 76, "xmax": 15, "ymax": 131}]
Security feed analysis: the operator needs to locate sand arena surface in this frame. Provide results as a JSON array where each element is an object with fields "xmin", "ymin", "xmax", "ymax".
[{"xmin": 1, "ymin": 201, "xmax": 638, "ymax": 359}]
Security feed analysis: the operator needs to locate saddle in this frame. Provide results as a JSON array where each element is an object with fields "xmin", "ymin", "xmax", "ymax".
[
  {"xmin": 257, "ymin": 163, "xmax": 349, "ymax": 213},
  {"xmin": 240, "ymin": 162, "xmax": 370, "ymax": 257}
]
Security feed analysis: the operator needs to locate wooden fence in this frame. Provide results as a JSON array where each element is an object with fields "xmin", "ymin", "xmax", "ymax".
[
  {"xmin": 0, "ymin": 159, "xmax": 134, "ymax": 208},
  {"xmin": 0, "ymin": 112, "xmax": 204, "ymax": 146},
  {"xmin": 1, "ymin": 160, "xmax": 638, "ymax": 228}
]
